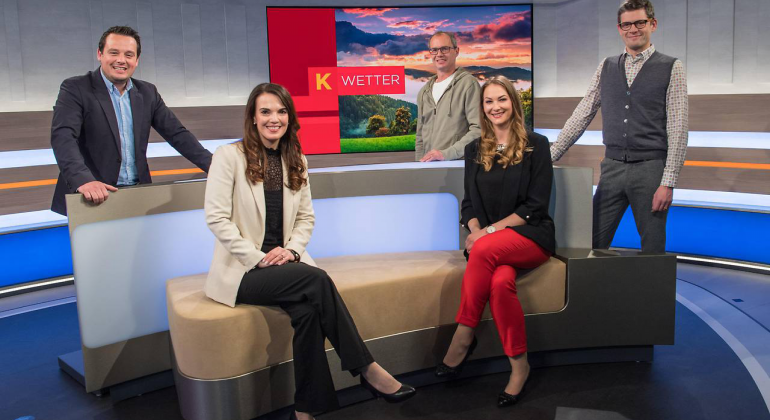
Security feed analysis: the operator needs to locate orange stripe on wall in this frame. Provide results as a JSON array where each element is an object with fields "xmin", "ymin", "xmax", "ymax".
[
  {"xmin": 0, "ymin": 179, "xmax": 58, "ymax": 190},
  {"xmin": 150, "ymin": 168, "xmax": 204, "ymax": 176},
  {"xmin": 684, "ymin": 161, "xmax": 770, "ymax": 170},
  {"xmin": 0, "ymin": 168, "xmax": 203, "ymax": 190}
]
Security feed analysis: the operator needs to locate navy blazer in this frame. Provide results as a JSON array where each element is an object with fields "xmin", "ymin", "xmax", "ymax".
[
  {"xmin": 460, "ymin": 131, "xmax": 556, "ymax": 254},
  {"xmin": 50, "ymin": 69, "xmax": 212, "ymax": 215}
]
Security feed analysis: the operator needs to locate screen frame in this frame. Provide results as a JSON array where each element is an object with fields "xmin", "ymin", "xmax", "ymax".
[{"xmin": 264, "ymin": 3, "xmax": 536, "ymax": 156}]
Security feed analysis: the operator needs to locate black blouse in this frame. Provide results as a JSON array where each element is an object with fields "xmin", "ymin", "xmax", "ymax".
[
  {"xmin": 475, "ymin": 156, "xmax": 506, "ymax": 226},
  {"xmin": 260, "ymin": 147, "xmax": 283, "ymax": 253},
  {"xmin": 460, "ymin": 132, "xmax": 556, "ymax": 254}
]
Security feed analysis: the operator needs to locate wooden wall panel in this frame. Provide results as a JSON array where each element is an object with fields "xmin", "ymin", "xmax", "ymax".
[
  {"xmin": 0, "ymin": 106, "xmax": 245, "ymax": 152},
  {"xmin": 2, "ymin": 95, "xmax": 768, "ymax": 152},
  {"xmin": 534, "ymin": 94, "xmax": 770, "ymax": 132},
  {"xmin": 555, "ymin": 145, "xmax": 770, "ymax": 195}
]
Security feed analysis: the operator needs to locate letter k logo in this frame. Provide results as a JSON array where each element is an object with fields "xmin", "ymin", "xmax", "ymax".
[
  {"xmin": 315, "ymin": 73, "xmax": 332, "ymax": 90},
  {"xmin": 316, "ymin": 73, "xmax": 331, "ymax": 90}
]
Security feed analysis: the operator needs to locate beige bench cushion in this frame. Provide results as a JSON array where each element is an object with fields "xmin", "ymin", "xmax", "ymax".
[{"xmin": 167, "ymin": 250, "xmax": 566, "ymax": 380}]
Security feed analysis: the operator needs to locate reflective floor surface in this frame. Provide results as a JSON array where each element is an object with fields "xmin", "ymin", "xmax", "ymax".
[{"xmin": 1, "ymin": 262, "xmax": 768, "ymax": 420}]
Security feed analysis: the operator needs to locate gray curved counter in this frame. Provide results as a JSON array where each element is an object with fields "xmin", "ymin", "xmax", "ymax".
[{"xmin": 61, "ymin": 162, "xmax": 675, "ymax": 411}]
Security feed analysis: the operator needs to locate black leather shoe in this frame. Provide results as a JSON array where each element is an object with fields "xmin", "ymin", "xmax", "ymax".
[
  {"xmin": 435, "ymin": 337, "xmax": 478, "ymax": 378},
  {"xmin": 497, "ymin": 374, "xmax": 529, "ymax": 408},
  {"xmin": 360, "ymin": 376, "xmax": 417, "ymax": 403}
]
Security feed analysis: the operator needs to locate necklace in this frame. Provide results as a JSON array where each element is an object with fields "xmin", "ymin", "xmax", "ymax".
[{"xmin": 496, "ymin": 144, "xmax": 506, "ymax": 152}]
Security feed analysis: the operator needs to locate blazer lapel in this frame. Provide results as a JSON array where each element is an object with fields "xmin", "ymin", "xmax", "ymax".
[
  {"xmin": 91, "ymin": 69, "xmax": 122, "ymax": 153},
  {"xmin": 128, "ymin": 83, "xmax": 144, "ymax": 154},
  {"xmin": 248, "ymin": 179, "xmax": 267, "ymax": 223},
  {"xmin": 468, "ymin": 160, "xmax": 488, "ymax": 226},
  {"xmin": 282, "ymin": 158, "xmax": 298, "ymax": 243}
]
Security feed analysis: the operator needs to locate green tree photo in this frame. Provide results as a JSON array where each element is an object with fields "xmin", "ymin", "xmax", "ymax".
[
  {"xmin": 392, "ymin": 106, "xmax": 412, "ymax": 135},
  {"xmin": 366, "ymin": 115, "xmax": 387, "ymax": 136},
  {"xmin": 519, "ymin": 87, "xmax": 533, "ymax": 130}
]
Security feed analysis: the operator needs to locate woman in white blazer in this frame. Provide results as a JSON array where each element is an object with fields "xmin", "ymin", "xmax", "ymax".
[{"xmin": 204, "ymin": 83, "xmax": 415, "ymax": 420}]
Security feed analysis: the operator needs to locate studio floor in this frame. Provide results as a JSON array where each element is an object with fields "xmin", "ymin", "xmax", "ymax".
[{"xmin": 1, "ymin": 262, "xmax": 769, "ymax": 420}]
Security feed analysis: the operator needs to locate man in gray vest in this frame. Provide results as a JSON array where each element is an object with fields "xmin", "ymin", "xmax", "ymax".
[{"xmin": 550, "ymin": 0, "xmax": 688, "ymax": 253}]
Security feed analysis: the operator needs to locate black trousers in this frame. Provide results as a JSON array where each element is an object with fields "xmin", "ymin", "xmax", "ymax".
[{"xmin": 236, "ymin": 263, "xmax": 374, "ymax": 412}]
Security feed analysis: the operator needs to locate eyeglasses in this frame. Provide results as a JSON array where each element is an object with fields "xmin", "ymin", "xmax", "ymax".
[
  {"xmin": 429, "ymin": 46, "xmax": 456, "ymax": 55},
  {"xmin": 618, "ymin": 19, "xmax": 652, "ymax": 31}
]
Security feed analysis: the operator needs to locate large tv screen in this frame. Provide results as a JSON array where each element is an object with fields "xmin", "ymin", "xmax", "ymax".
[{"xmin": 266, "ymin": 5, "xmax": 533, "ymax": 155}]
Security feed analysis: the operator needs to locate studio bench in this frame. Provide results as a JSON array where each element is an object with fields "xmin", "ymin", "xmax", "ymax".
[{"xmin": 167, "ymin": 236, "xmax": 675, "ymax": 419}]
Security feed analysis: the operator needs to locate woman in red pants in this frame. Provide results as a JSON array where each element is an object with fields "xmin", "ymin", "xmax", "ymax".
[{"xmin": 436, "ymin": 76, "xmax": 555, "ymax": 408}]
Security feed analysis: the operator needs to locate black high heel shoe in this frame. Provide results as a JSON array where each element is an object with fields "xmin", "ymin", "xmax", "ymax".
[
  {"xmin": 497, "ymin": 373, "xmax": 529, "ymax": 408},
  {"xmin": 435, "ymin": 337, "xmax": 478, "ymax": 378},
  {"xmin": 289, "ymin": 410, "xmax": 315, "ymax": 420},
  {"xmin": 360, "ymin": 376, "xmax": 416, "ymax": 403}
]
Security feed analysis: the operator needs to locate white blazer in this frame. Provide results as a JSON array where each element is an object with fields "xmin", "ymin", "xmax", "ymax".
[{"xmin": 203, "ymin": 142, "xmax": 316, "ymax": 307}]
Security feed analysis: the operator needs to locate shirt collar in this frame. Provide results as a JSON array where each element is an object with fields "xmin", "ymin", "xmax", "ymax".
[
  {"xmin": 624, "ymin": 44, "xmax": 655, "ymax": 63},
  {"xmin": 100, "ymin": 68, "xmax": 133, "ymax": 95}
]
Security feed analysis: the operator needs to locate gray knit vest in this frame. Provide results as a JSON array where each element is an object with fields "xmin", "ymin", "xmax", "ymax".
[{"xmin": 600, "ymin": 51, "xmax": 676, "ymax": 161}]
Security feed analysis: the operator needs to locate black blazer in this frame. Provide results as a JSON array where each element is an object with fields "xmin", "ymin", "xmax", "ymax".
[
  {"xmin": 50, "ymin": 69, "xmax": 212, "ymax": 215},
  {"xmin": 460, "ymin": 131, "xmax": 556, "ymax": 254}
]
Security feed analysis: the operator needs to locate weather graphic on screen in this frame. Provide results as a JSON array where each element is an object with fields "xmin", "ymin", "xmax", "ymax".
[{"xmin": 267, "ymin": 5, "xmax": 532, "ymax": 155}]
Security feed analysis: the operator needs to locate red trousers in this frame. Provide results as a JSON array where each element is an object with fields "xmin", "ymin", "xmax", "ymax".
[{"xmin": 456, "ymin": 228, "xmax": 551, "ymax": 357}]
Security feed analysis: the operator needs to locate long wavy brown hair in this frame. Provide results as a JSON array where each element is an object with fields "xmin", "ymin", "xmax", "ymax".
[
  {"xmin": 241, "ymin": 83, "xmax": 307, "ymax": 191},
  {"xmin": 477, "ymin": 76, "xmax": 529, "ymax": 172}
]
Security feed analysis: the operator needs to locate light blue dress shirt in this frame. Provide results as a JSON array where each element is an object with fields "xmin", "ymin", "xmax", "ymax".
[{"xmin": 100, "ymin": 69, "xmax": 138, "ymax": 186}]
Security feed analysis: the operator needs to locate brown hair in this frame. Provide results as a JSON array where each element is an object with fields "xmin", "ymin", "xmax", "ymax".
[
  {"xmin": 98, "ymin": 26, "xmax": 142, "ymax": 56},
  {"xmin": 477, "ymin": 76, "xmax": 529, "ymax": 172},
  {"xmin": 617, "ymin": 0, "xmax": 655, "ymax": 23},
  {"xmin": 241, "ymin": 83, "xmax": 307, "ymax": 191}
]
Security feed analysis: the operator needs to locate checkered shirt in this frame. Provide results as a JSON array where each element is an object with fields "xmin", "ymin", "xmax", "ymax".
[{"xmin": 550, "ymin": 45, "xmax": 689, "ymax": 188}]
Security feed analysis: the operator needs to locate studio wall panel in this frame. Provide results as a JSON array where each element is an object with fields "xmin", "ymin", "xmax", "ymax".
[
  {"xmin": 153, "ymin": 1, "xmax": 187, "ymax": 100},
  {"xmin": 181, "ymin": 3, "xmax": 204, "ymax": 98},
  {"xmin": 556, "ymin": 0, "xmax": 599, "ymax": 97},
  {"xmin": 89, "ymin": 0, "xmax": 104, "ymax": 71},
  {"xmin": 18, "ymin": 0, "xmax": 93, "ymax": 103},
  {"xmin": 199, "ymin": 3, "xmax": 228, "ymax": 99},
  {"xmin": 758, "ymin": 0, "xmax": 770, "ymax": 83},
  {"xmin": 708, "ymin": 0, "xmax": 733, "ymax": 84},
  {"xmin": 733, "ymin": 0, "xmax": 757, "ymax": 88},
  {"xmin": 686, "ymin": 0, "xmax": 709, "ymax": 87},
  {"xmin": 659, "ymin": 0, "xmax": 687, "ymax": 68},
  {"xmin": 0, "ymin": 2, "xmax": 10, "ymax": 102},
  {"xmin": 533, "ymin": 2, "xmax": 557, "ymax": 98},
  {"xmin": 101, "ymin": 0, "xmax": 138, "ymax": 31},
  {"xmin": 597, "ymin": 0, "xmax": 621, "ymax": 65},
  {"xmin": 0, "ymin": 0, "xmax": 769, "ymax": 112},
  {"xmin": 245, "ymin": 0, "xmax": 269, "ymax": 90},
  {"xmin": 4, "ymin": 0, "xmax": 24, "ymax": 102},
  {"xmin": 224, "ymin": 4, "xmax": 248, "ymax": 97}
]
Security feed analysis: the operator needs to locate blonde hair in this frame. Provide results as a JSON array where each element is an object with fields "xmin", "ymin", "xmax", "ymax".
[{"xmin": 477, "ymin": 76, "xmax": 528, "ymax": 171}]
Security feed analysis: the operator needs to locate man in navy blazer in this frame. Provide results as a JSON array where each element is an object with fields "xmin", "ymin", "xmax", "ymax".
[{"xmin": 50, "ymin": 26, "xmax": 212, "ymax": 215}]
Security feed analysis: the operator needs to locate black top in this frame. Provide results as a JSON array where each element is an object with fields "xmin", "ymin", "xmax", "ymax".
[
  {"xmin": 476, "ymin": 155, "xmax": 505, "ymax": 225},
  {"xmin": 460, "ymin": 131, "xmax": 556, "ymax": 254},
  {"xmin": 261, "ymin": 147, "xmax": 283, "ymax": 253}
]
